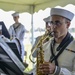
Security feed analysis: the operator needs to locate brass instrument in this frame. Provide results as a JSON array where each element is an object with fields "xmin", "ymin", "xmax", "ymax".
[{"xmin": 29, "ymin": 31, "xmax": 53, "ymax": 75}]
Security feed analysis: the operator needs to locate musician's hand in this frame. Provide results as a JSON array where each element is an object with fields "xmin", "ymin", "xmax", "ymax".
[{"xmin": 39, "ymin": 62, "xmax": 56, "ymax": 74}]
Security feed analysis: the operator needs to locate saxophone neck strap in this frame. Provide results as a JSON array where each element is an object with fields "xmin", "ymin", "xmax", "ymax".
[{"xmin": 50, "ymin": 32, "xmax": 74, "ymax": 66}]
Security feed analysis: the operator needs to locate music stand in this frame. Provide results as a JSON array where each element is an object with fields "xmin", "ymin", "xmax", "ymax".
[
  {"xmin": 0, "ymin": 38, "xmax": 25, "ymax": 75},
  {"xmin": 6, "ymin": 42, "xmax": 22, "ymax": 62},
  {"xmin": 0, "ymin": 21, "xmax": 10, "ymax": 39}
]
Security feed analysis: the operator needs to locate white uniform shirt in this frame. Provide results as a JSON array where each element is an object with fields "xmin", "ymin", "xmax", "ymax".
[
  {"xmin": 9, "ymin": 23, "xmax": 25, "ymax": 61},
  {"xmin": 43, "ymin": 38, "xmax": 75, "ymax": 75}
]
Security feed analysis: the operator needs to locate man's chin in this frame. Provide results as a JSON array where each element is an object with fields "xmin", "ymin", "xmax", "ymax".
[{"xmin": 54, "ymin": 34, "xmax": 59, "ymax": 38}]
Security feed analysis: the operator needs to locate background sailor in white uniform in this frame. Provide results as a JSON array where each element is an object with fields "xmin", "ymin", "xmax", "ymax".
[
  {"xmin": 31, "ymin": 16, "xmax": 52, "ymax": 58},
  {"xmin": 9, "ymin": 12, "xmax": 25, "ymax": 61},
  {"xmin": 29, "ymin": 16, "xmax": 52, "ymax": 75}
]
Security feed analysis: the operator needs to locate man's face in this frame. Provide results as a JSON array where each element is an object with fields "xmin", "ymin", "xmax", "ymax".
[
  {"xmin": 46, "ymin": 22, "xmax": 52, "ymax": 33},
  {"xmin": 50, "ymin": 15, "xmax": 70, "ymax": 39},
  {"xmin": 13, "ymin": 16, "xmax": 19, "ymax": 22}
]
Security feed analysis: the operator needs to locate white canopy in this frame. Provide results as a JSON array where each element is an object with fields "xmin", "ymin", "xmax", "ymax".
[
  {"xmin": 0, "ymin": 0, "xmax": 74, "ymax": 44},
  {"xmin": 0, "ymin": 0, "xmax": 75, "ymax": 13}
]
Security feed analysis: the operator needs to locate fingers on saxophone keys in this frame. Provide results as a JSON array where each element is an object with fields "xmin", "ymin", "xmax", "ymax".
[
  {"xmin": 39, "ymin": 68, "xmax": 50, "ymax": 74},
  {"xmin": 39, "ymin": 63, "xmax": 50, "ymax": 74},
  {"xmin": 39, "ymin": 64, "xmax": 44, "ymax": 73}
]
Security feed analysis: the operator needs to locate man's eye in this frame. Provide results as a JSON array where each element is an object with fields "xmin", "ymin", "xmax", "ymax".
[
  {"xmin": 50, "ymin": 21, "xmax": 53, "ymax": 24},
  {"xmin": 55, "ymin": 21, "xmax": 61, "ymax": 25}
]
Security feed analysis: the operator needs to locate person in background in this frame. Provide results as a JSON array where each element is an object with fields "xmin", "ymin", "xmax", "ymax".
[
  {"xmin": 39, "ymin": 8, "xmax": 75, "ymax": 75},
  {"xmin": 9, "ymin": 12, "xmax": 25, "ymax": 61},
  {"xmin": 28, "ymin": 16, "xmax": 52, "ymax": 75},
  {"xmin": 31, "ymin": 16, "xmax": 52, "ymax": 58}
]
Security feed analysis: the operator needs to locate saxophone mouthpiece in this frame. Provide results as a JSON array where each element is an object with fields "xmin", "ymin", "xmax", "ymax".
[{"xmin": 49, "ymin": 31, "xmax": 54, "ymax": 37}]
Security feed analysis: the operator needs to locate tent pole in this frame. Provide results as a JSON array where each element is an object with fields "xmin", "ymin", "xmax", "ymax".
[
  {"xmin": 31, "ymin": 5, "xmax": 34, "ymax": 45},
  {"xmin": 30, "ymin": 5, "xmax": 35, "ymax": 67},
  {"xmin": 31, "ymin": 14, "xmax": 34, "ymax": 45}
]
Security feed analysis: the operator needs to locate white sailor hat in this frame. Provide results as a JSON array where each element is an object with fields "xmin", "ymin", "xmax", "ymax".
[
  {"xmin": 50, "ymin": 8, "xmax": 74, "ymax": 21},
  {"xmin": 12, "ymin": 12, "xmax": 19, "ymax": 17},
  {"xmin": 43, "ymin": 16, "xmax": 50, "ymax": 22}
]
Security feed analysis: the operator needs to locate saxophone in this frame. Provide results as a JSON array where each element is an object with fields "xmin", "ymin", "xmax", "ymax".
[
  {"xmin": 36, "ymin": 35, "xmax": 45, "ymax": 75},
  {"xmin": 29, "ymin": 31, "xmax": 53, "ymax": 75}
]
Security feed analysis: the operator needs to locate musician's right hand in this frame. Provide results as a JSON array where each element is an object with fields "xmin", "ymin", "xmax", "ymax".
[{"xmin": 39, "ymin": 62, "xmax": 56, "ymax": 74}]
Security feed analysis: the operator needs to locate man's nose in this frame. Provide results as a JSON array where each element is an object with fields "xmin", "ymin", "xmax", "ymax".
[{"xmin": 53, "ymin": 25, "xmax": 57, "ymax": 28}]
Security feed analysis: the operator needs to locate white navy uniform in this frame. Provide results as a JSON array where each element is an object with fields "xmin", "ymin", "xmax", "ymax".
[
  {"xmin": 42, "ymin": 7, "xmax": 75, "ymax": 75},
  {"xmin": 9, "ymin": 23, "xmax": 25, "ymax": 61},
  {"xmin": 43, "ymin": 38, "xmax": 75, "ymax": 75},
  {"xmin": 31, "ymin": 36, "xmax": 42, "ymax": 57}
]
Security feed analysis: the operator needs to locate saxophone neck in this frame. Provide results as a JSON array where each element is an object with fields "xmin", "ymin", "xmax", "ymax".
[{"xmin": 44, "ymin": 30, "xmax": 49, "ymax": 35}]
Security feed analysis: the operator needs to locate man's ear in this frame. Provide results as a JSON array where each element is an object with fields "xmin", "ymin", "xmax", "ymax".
[
  {"xmin": 18, "ymin": 16, "xmax": 19, "ymax": 18},
  {"xmin": 66, "ymin": 22, "xmax": 70, "ymax": 28}
]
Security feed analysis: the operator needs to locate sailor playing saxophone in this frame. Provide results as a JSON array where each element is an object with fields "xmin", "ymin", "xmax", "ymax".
[
  {"xmin": 39, "ymin": 8, "xmax": 75, "ymax": 75},
  {"xmin": 31, "ymin": 16, "xmax": 52, "ymax": 58}
]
